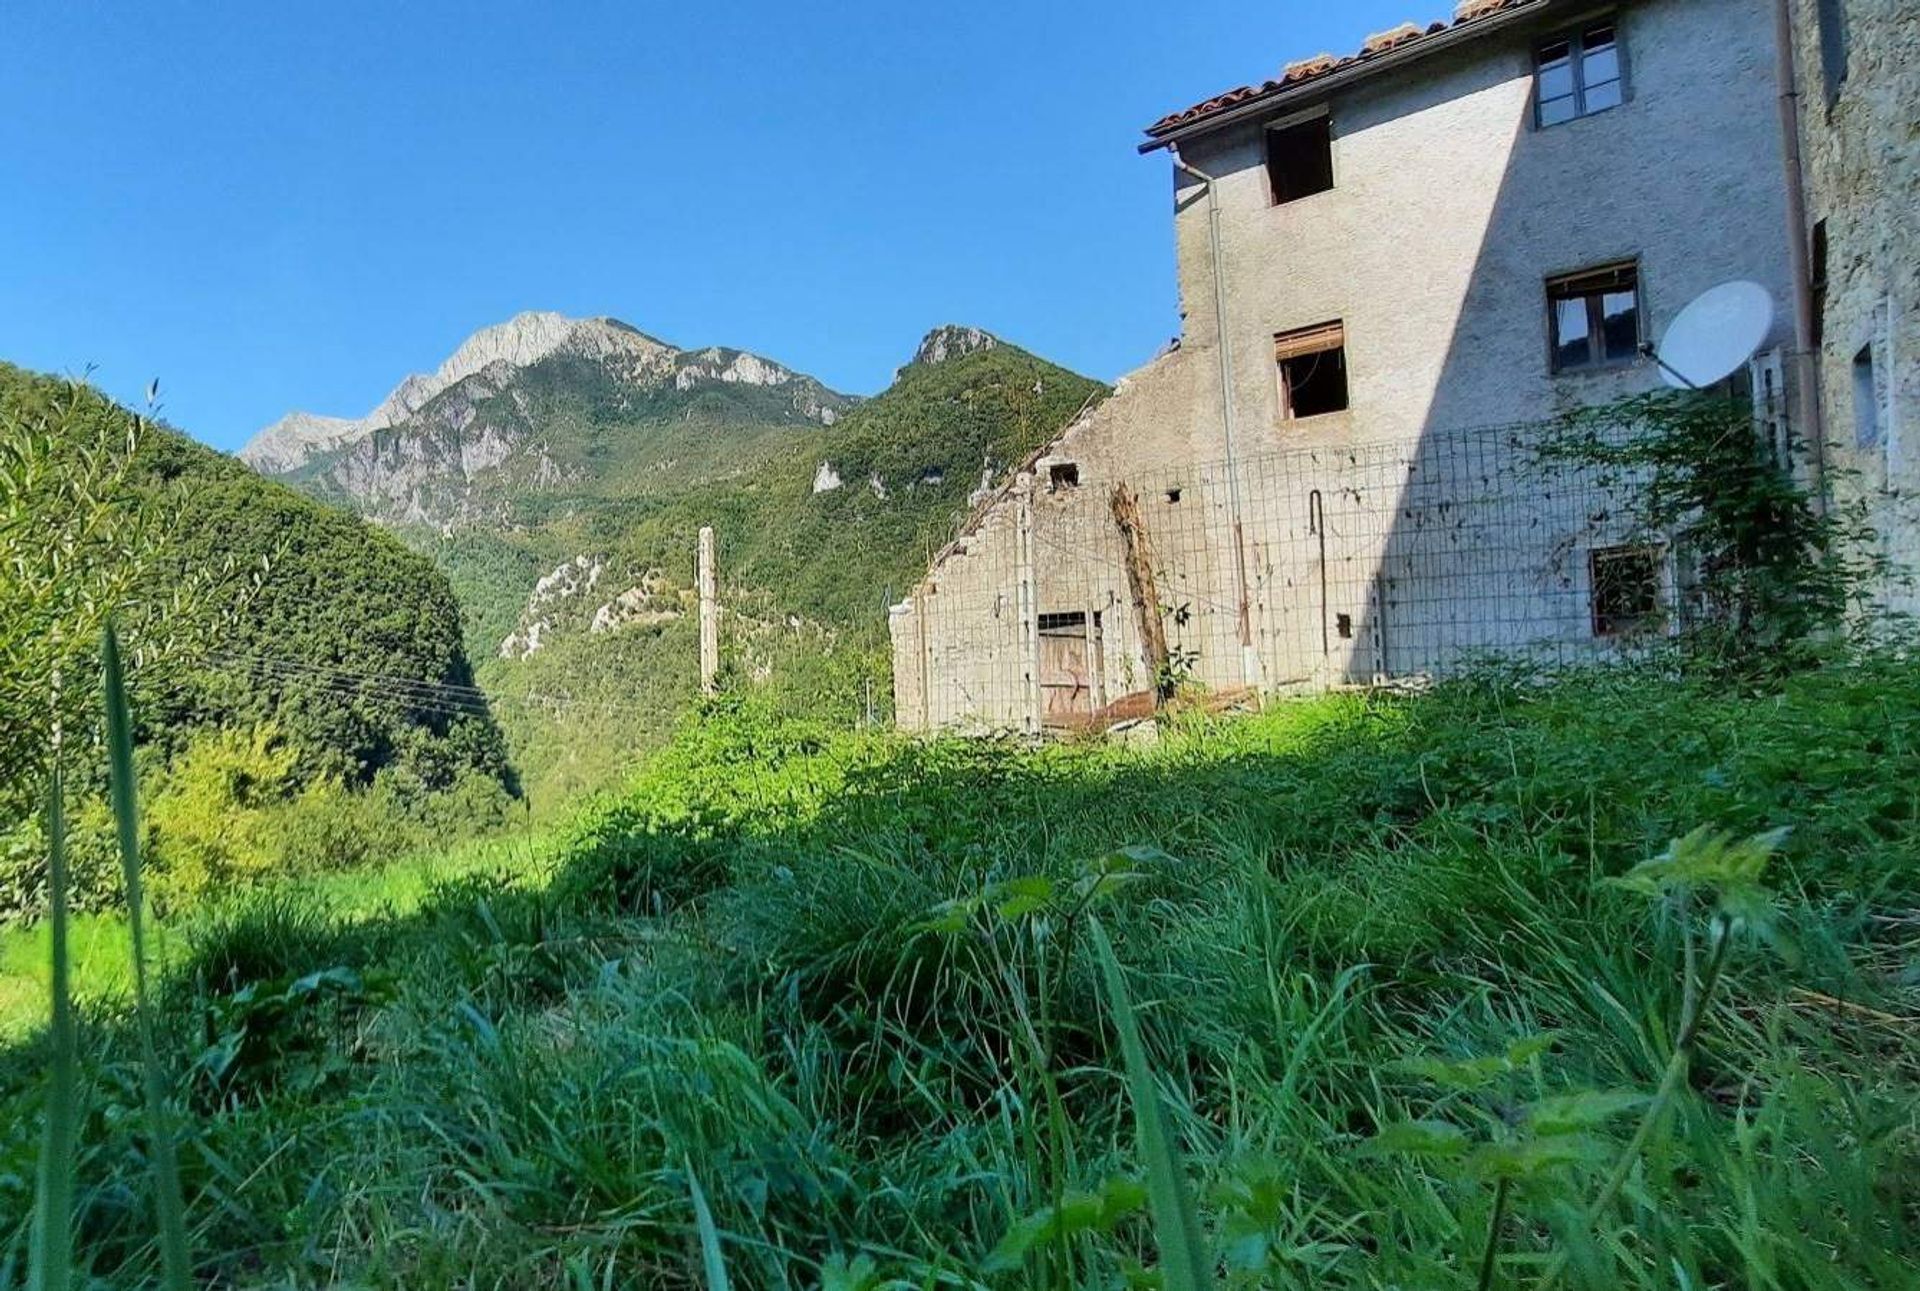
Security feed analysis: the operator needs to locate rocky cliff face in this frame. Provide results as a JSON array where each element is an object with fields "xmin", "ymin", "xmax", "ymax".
[
  {"xmin": 243, "ymin": 311, "xmax": 854, "ymax": 527},
  {"xmin": 243, "ymin": 411, "xmax": 376, "ymax": 474},
  {"xmin": 901, "ymin": 324, "xmax": 1000, "ymax": 376},
  {"xmin": 498, "ymin": 554, "xmax": 687, "ymax": 659}
]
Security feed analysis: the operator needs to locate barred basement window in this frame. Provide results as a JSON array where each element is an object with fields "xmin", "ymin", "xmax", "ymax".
[
  {"xmin": 1536, "ymin": 23, "xmax": 1625, "ymax": 126},
  {"xmin": 1549, "ymin": 263, "xmax": 1640, "ymax": 372},
  {"xmin": 1590, "ymin": 544, "xmax": 1661, "ymax": 637},
  {"xmin": 1275, "ymin": 320, "xmax": 1348, "ymax": 419},
  {"xmin": 1048, "ymin": 462, "xmax": 1080, "ymax": 491}
]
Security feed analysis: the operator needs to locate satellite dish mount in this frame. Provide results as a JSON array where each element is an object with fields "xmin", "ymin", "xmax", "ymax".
[{"xmin": 1647, "ymin": 280, "xmax": 1775, "ymax": 391}]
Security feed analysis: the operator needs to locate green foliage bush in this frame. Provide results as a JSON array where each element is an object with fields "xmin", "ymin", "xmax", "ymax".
[
  {"xmin": 1541, "ymin": 391, "xmax": 1892, "ymax": 664},
  {"xmin": 0, "ymin": 737, "xmax": 518, "ymax": 926},
  {"xmin": 144, "ymin": 725, "xmax": 303, "ymax": 902}
]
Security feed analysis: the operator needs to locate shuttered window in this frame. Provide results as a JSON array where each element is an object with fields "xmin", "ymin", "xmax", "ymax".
[
  {"xmin": 1273, "ymin": 321, "xmax": 1345, "ymax": 362},
  {"xmin": 1274, "ymin": 321, "xmax": 1349, "ymax": 419}
]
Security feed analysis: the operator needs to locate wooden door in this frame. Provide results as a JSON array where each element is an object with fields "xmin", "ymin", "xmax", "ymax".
[{"xmin": 1038, "ymin": 613, "xmax": 1094, "ymax": 727}]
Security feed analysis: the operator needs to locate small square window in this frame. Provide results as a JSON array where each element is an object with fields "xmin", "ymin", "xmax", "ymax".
[
  {"xmin": 1275, "ymin": 321, "xmax": 1349, "ymax": 419},
  {"xmin": 1266, "ymin": 116, "xmax": 1334, "ymax": 205},
  {"xmin": 1536, "ymin": 23, "xmax": 1626, "ymax": 126},
  {"xmin": 1590, "ymin": 544, "xmax": 1662, "ymax": 637},
  {"xmin": 1548, "ymin": 263, "xmax": 1640, "ymax": 372},
  {"xmin": 1048, "ymin": 462, "xmax": 1080, "ymax": 490}
]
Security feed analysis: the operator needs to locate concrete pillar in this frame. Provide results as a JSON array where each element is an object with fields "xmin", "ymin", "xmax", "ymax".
[
  {"xmin": 1016, "ymin": 481, "xmax": 1040, "ymax": 734},
  {"xmin": 698, "ymin": 526, "xmax": 718, "ymax": 696}
]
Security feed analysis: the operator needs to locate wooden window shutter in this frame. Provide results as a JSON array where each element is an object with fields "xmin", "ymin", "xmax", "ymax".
[
  {"xmin": 1548, "ymin": 263, "xmax": 1635, "ymax": 298},
  {"xmin": 1274, "ymin": 320, "xmax": 1346, "ymax": 362}
]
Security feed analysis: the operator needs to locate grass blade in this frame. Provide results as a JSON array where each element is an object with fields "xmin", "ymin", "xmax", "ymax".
[
  {"xmin": 1087, "ymin": 917, "xmax": 1209, "ymax": 1291},
  {"xmin": 28, "ymin": 766, "xmax": 78, "ymax": 1291},
  {"xmin": 684, "ymin": 1155, "xmax": 730, "ymax": 1291},
  {"xmin": 102, "ymin": 623, "xmax": 192, "ymax": 1290}
]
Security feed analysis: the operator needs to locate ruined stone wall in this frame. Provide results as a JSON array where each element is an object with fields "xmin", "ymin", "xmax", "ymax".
[
  {"xmin": 892, "ymin": 414, "xmax": 1654, "ymax": 734},
  {"xmin": 1794, "ymin": 0, "xmax": 1920, "ymax": 613}
]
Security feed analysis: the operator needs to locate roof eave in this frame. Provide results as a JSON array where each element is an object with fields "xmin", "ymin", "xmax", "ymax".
[{"xmin": 1137, "ymin": 0, "xmax": 1557, "ymax": 154}]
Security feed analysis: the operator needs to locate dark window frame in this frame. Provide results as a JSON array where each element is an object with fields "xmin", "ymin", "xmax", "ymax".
[
  {"xmin": 1274, "ymin": 320, "xmax": 1350, "ymax": 420},
  {"xmin": 1047, "ymin": 461, "xmax": 1081, "ymax": 491},
  {"xmin": 1534, "ymin": 21, "xmax": 1628, "ymax": 127},
  {"xmin": 1547, "ymin": 262, "xmax": 1642, "ymax": 373},
  {"xmin": 1589, "ymin": 543, "xmax": 1664, "ymax": 638},
  {"xmin": 1264, "ymin": 113, "xmax": 1335, "ymax": 206}
]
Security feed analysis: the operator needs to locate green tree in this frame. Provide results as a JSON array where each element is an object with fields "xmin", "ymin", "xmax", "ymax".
[{"xmin": 0, "ymin": 374, "xmax": 238, "ymax": 819}]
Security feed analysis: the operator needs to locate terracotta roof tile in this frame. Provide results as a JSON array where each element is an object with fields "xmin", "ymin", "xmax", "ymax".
[
  {"xmin": 1143, "ymin": 0, "xmax": 1536, "ymax": 138},
  {"xmin": 1362, "ymin": 22, "xmax": 1428, "ymax": 55},
  {"xmin": 1283, "ymin": 53, "xmax": 1341, "ymax": 81}
]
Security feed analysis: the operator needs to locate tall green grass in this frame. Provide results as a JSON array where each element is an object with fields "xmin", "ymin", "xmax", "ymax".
[
  {"xmin": 101, "ymin": 625, "xmax": 191, "ymax": 1289},
  {"xmin": 3, "ymin": 657, "xmax": 1916, "ymax": 1286},
  {"xmin": 25, "ymin": 769, "xmax": 74, "ymax": 1291},
  {"xmin": 1089, "ymin": 917, "xmax": 1206, "ymax": 1291}
]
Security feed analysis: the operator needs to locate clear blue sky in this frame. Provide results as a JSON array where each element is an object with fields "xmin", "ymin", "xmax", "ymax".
[{"xmin": 2, "ymin": 1, "xmax": 1417, "ymax": 451}]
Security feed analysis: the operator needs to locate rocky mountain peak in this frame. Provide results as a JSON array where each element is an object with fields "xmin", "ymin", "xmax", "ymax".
[
  {"xmin": 904, "ymin": 325, "xmax": 1000, "ymax": 375},
  {"xmin": 239, "ymin": 311, "xmax": 682, "ymax": 472},
  {"xmin": 242, "ymin": 411, "xmax": 367, "ymax": 474},
  {"xmin": 239, "ymin": 310, "xmax": 860, "ymax": 528}
]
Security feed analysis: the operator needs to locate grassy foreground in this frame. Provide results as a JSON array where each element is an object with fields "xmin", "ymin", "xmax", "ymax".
[
  {"xmin": 0, "ymin": 830, "xmax": 556, "ymax": 1044},
  {"xmin": 1, "ymin": 660, "xmax": 1917, "ymax": 1287}
]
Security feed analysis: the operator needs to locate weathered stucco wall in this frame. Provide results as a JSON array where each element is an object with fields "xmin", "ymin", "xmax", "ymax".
[
  {"xmin": 895, "ymin": 0, "xmax": 1811, "ymax": 732},
  {"xmin": 1794, "ymin": 0, "xmax": 1920, "ymax": 612},
  {"xmin": 1171, "ymin": 0, "xmax": 1794, "ymax": 452}
]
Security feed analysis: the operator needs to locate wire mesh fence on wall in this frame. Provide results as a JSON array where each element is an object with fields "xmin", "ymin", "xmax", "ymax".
[{"xmin": 891, "ymin": 420, "xmax": 1682, "ymax": 735}]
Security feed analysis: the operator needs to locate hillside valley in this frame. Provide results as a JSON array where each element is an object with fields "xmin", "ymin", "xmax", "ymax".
[{"xmin": 247, "ymin": 315, "xmax": 1108, "ymax": 803}]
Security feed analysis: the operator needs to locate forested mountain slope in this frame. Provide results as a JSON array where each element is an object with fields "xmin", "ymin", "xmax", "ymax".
[
  {"xmin": 448, "ymin": 326, "xmax": 1108, "ymax": 649},
  {"xmin": 243, "ymin": 318, "xmax": 1105, "ymax": 805},
  {"xmin": 1, "ymin": 363, "xmax": 514, "ymax": 913}
]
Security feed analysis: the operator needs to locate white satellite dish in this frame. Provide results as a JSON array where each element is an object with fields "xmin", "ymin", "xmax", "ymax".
[{"xmin": 1653, "ymin": 280, "xmax": 1775, "ymax": 389}]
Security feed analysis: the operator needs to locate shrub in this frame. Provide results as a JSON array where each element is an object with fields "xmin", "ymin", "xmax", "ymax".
[{"xmin": 144, "ymin": 725, "xmax": 301, "ymax": 903}]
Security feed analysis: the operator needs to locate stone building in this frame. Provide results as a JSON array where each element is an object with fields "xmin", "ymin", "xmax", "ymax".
[
  {"xmin": 1792, "ymin": 0, "xmax": 1919, "ymax": 614},
  {"xmin": 891, "ymin": 0, "xmax": 1832, "ymax": 733}
]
